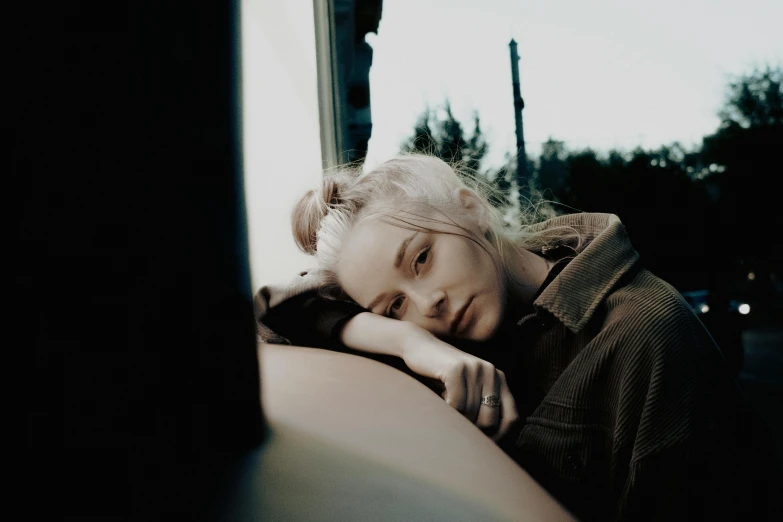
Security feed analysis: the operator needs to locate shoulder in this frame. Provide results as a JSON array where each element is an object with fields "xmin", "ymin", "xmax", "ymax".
[
  {"xmin": 600, "ymin": 268, "xmax": 706, "ymax": 353},
  {"xmin": 586, "ymin": 268, "xmax": 726, "ymax": 396}
]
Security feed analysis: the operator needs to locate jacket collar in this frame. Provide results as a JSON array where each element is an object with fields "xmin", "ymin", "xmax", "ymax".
[{"xmin": 526, "ymin": 213, "xmax": 639, "ymax": 333}]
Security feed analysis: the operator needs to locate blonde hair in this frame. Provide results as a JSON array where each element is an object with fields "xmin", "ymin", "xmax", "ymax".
[{"xmin": 292, "ymin": 154, "xmax": 585, "ymax": 300}]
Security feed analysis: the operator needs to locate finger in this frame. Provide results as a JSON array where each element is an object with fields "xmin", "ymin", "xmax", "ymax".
[
  {"xmin": 440, "ymin": 364, "xmax": 467, "ymax": 413},
  {"xmin": 475, "ymin": 367, "xmax": 501, "ymax": 430},
  {"xmin": 462, "ymin": 361, "xmax": 482, "ymax": 422},
  {"xmin": 492, "ymin": 370, "xmax": 520, "ymax": 442}
]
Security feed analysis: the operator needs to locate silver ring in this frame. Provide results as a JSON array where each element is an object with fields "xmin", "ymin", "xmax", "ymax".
[{"xmin": 481, "ymin": 395, "xmax": 501, "ymax": 408}]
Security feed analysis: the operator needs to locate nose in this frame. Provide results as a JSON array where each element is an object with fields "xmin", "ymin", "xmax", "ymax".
[{"xmin": 408, "ymin": 286, "xmax": 446, "ymax": 318}]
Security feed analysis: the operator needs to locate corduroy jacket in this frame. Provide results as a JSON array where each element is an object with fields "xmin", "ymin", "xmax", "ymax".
[{"xmin": 255, "ymin": 213, "xmax": 781, "ymax": 521}]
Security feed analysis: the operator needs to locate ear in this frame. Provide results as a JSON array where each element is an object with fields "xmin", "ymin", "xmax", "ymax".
[{"xmin": 454, "ymin": 188, "xmax": 489, "ymax": 232}]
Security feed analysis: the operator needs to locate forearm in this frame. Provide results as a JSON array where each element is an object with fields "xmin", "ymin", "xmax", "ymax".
[{"xmin": 339, "ymin": 312, "xmax": 425, "ymax": 358}]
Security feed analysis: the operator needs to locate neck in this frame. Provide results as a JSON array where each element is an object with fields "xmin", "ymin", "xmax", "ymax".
[{"xmin": 501, "ymin": 238, "xmax": 553, "ymax": 309}]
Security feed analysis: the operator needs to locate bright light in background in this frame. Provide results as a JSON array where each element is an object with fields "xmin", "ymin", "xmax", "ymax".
[
  {"xmin": 365, "ymin": 0, "xmax": 783, "ymax": 170},
  {"xmin": 739, "ymin": 304, "xmax": 751, "ymax": 315},
  {"xmin": 701, "ymin": 304, "xmax": 710, "ymax": 314}
]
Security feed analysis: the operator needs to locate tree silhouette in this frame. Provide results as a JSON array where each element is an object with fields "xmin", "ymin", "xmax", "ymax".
[
  {"xmin": 401, "ymin": 102, "xmax": 488, "ymax": 171},
  {"xmin": 718, "ymin": 67, "xmax": 783, "ymax": 129},
  {"xmin": 535, "ymin": 138, "xmax": 569, "ymax": 198},
  {"xmin": 700, "ymin": 66, "xmax": 783, "ymax": 317},
  {"xmin": 523, "ymin": 66, "xmax": 783, "ymax": 298},
  {"xmin": 528, "ymin": 139, "xmax": 713, "ymax": 289}
]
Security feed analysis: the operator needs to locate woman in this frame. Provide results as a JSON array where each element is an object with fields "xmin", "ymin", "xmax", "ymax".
[{"xmin": 256, "ymin": 155, "xmax": 781, "ymax": 521}]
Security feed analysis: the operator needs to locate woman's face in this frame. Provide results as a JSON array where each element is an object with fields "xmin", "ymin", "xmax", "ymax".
[{"xmin": 335, "ymin": 210, "xmax": 506, "ymax": 341}]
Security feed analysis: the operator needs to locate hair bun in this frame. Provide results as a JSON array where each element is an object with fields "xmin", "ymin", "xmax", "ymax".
[
  {"xmin": 292, "ymin": 175, "xmax": 346, "ymax": 255},
  {"xmin": 322, "ymin": 178, "xmax": 341, "ymax": 208}
]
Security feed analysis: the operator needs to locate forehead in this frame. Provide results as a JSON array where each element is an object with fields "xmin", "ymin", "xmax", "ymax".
[{"xmin": 335, "ymin": 219, "xmax": 412, "ymax": 307}]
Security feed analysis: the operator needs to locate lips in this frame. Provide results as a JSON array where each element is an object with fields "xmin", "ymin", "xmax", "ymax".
[{"xmin": 450, "ymin": 297, "xmax": 473, "ymax": 335}]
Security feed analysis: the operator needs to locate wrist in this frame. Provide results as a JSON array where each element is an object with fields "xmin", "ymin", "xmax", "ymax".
[
  {"xmin": 340, "ymin": 312, "xmax": 421, "ymax": 358},
  {"xmin": 397, "ymin": 322, "xmax": 436, "ymax": 359}
]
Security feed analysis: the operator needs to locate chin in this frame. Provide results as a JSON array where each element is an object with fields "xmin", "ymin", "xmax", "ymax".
[{"xmin": 468, "ymin": 313, "xmax": 501, "ymax": 342}]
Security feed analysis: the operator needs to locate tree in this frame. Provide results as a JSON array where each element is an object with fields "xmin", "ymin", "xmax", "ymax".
[
  {"xmin": 527, "ymin": 138, "xmax": 712, "ymax": 289},
  {"xmin": 402, "ymin": 101, "xmax": 488, "ymax": 173},
  {"xmin": 534, "ymin": 138, "xmax": 569, "ymax": 198},
  {"xmin": 718, "ymin": 66, "xmax": 783, "ymax": 130},
  {"xmin": 700, "ymin": 66, "xmax": 783, "ymax": 309}
]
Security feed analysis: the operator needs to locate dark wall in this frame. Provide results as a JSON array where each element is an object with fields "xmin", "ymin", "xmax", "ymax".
[{"xmin": 16, "ymin": 2, "xmax": 264, "ymax": 519}]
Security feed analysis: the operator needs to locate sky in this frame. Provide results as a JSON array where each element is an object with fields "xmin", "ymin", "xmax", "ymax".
[{"xmin": 363, "ymin": 0, "xmax": 782, "ymax": 171}]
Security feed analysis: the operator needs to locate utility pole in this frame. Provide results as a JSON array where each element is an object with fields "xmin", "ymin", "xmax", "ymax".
[{"xmin": 509, "ymin": 39, "xmax": 528, "ymax": 199}]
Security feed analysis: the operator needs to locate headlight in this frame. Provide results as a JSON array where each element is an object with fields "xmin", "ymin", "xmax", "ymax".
[{"xmin": 738, "ymin": 303, "xmax": 750, "ymax": 315}]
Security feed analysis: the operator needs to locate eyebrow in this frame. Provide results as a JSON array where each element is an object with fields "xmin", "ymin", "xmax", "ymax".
[
  {"xmin": 394, "ymin": 232, "xmax": 418, "ymax": 269},
  {"xmin": 366, "ymin": 232, "xmax": 418, "ymax": 312}
]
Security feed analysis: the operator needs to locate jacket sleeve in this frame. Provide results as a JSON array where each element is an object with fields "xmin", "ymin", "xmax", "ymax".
[
  {"xmin": 253, "ymin": 270, "xmax": 365, "ymax": 348},
  {"xmin": 613, "ymin": 304, "xmax": 782, "ymax": 522},
  {"xmin": 263, "ymin": 291, "xmax": 365, "ymax": 349}
]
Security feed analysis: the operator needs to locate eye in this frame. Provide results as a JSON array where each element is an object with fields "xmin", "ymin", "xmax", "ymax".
[
  {"xmin": 414, "ymin": 247, "xmax": 430, "ymax": 273},
  {"xmin": 387, "ymin": 296, "xmax": 405, "ymax": 318}
]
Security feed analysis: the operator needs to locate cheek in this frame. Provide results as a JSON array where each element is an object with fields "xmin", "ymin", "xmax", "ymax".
[
  {"xmin": 471, "ymin": 302, "xmax": 502, "ymax": 341},
  {"xmin": 471, "ymin": 242, "xmax": 503, "ymax": 290},
  {"xmin": 461, "ymin": 240, "xmax": 490, "ymax": 272}
]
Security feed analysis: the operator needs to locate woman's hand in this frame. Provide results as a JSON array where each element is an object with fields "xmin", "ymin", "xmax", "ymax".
[
  {"xmin": 339, "ymin": 312, "xmax": 520, "ymax": 441},
  {"xmin": 398, "ymin": 323, "xmax": 520, "ymax": 442}
]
